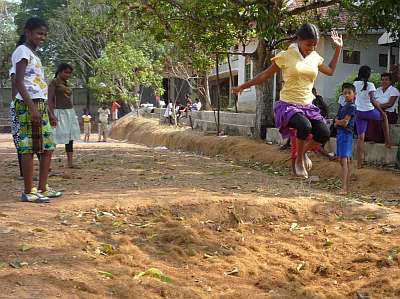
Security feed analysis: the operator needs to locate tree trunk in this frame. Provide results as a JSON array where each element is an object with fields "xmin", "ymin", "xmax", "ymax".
[
  {"xmin": 253, "ymin": 39, "xmax": 275, "ymax": 139},
  {"xmin": 197, "ymin": 70, "xmax": 212, "ymax": 110}
]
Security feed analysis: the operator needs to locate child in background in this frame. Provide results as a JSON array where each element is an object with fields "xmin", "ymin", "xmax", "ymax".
[
  {"xmin": 82, "ymin": 108, "xmax": 92, "ymax": 142},
  {"xmin": 335, "ymin": 83, "xmax": 357, "ymax": 194},
  {"xmin": 354, "ymin": 65, "xmax": 391, "ymax": 168},
  {"xmin": 98, "ymin": 104, "xmax": 110, "ymax": 142},
  {"xmin": 111, "ymin": 101, "xmax": 121, "ymax": 121}
]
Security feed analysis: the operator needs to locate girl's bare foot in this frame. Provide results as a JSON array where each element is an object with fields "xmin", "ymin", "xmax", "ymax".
[
  {"xmin": 295, "ymin": 159, "xmax": 308, "ymax": 178},
  {"xmin": 304, "ymin": 153, "xmax": 312, "ymax": 171},
  {"xmin": 385, "ymin": 142, "xmax": 392, "ymax": 149},
  {"xmin": 338, "ymin": 189, "xmax": 348, "ymax": 195}
]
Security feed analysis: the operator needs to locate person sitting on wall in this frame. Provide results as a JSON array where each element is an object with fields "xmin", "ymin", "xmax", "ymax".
[{"xmin": 375, "ymin": 72, "xmax": 399, "ymax": 124}]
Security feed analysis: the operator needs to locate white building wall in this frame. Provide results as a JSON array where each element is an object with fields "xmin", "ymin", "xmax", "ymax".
[
  {"xmin": 315, "ymin": 34, "xmax": 395, "ymax": 102},
  {"xmin": 237, "ymin": 40, "xmax": 258, "ymax": 112}
]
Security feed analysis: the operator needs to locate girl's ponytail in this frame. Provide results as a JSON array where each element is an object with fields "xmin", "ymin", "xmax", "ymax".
[{"xmin": 356, "ymin": 65, "xmax": 371, "ymax": 91}]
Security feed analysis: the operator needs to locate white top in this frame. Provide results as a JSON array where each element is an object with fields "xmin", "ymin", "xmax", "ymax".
[
  {"xmin": 98, "ymin": 108, "xmax": 110, "ymax": 123},
  {"xmin": 354, "ymin": 80, "xmax": 376, "ymax": 112},
  {"xmin": 338, "ymin": 95, "xmax": 346, "ymax": 107},
  {"xmin": 164, "ymin": 102, "xmax": 173, "ymax": 117},
  {"xmin": 11, "ymin": 45, "xmax": 48, "ymax": 101},
  {"xmin": 375, "ymin": 85, "xmax": 400, "ymax": 113},
  {"xmin": 193, "ymin": 101, "xmax": 202, "ymax": 111}
]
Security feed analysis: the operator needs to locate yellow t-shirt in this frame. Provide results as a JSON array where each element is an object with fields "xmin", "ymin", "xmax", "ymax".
[
  {"xmin": 272, "ymin": 43, "xmax": 324, "ymax": 105},
  {"xmin": 82, "ymin": 115, "xmax": 92, "ymax": 123}
]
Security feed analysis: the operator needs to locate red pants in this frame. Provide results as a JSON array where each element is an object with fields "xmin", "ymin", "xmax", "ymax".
[{"xmin": 290, "ymin": 128, "xmax": 321, "ymax": 160}]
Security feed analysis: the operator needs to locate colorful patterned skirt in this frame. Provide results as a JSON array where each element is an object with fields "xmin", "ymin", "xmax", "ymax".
[
  {"xmin": 14, "ymin": 99, "xmax": 55, "ymax": 154},
  {"xmin": 9, "ymin": 100, "xmax": 19, "ymax": 149}
]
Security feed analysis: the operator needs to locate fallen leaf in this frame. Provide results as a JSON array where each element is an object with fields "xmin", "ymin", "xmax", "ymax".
[
  {"xmin": 112, "ymin": 220, "xmax": 124, "ymax": 228},
  {"xmin": 224, "ymin": 267, "xmax": 239, "ymax": 276},
  {"xmin": 289, "ymin": 223, "xmax": 298, "ymax": 231},
  {"xmin": 20, "ymin": 245, "xmax": 33, "ymax": 252},
  {"xmin": 98, "ymin": 270, "xmax": 114, "ymax": 279},
  {"xmin": 98, "ymin": 243, "xmax": 115, "ymax": 255},
  {"xmin": 296, "ymin": 261, "xmax": 306, "ymax": 272},
  {"xmin": 9, "ymin": 261, "xmax": 28, "ymax": 269},
  {"xmin": 101, "ymin": 212, "xmax": 115, "ymax": 218},
  {"xmin": 134, "ymin": 268, "xmax": 172, "ymax": 283}
]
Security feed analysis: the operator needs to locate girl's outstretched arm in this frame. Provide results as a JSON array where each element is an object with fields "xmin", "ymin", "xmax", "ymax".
[
  {"xmin": 232, "ymin": 62, "xmax": 280, "ymax": 95},
  {"xmin": 319, "ymin": 30, "xmax": 343, "ymax": 76}
]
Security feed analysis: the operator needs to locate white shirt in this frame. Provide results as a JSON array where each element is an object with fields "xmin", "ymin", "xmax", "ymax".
[
  {"xmin": 98, "ymin": 108, "xmax": 110, "ymax": 123},
  {"xmin": 338, "ymin": 95, "xmax": 346, "ymax": 107},
  {"xmin": 164, "ymin": 103, "xmax": 173, "ymax": 117},
  {"xmin": 11, "ymin": 45, "xmax": 48, "ymax": 101},
  {"xmin": 375, "ymin": 85, "xmax": 400, "ymax": 113},
  {"xmin": 354, "ymin": 80, "xmax": 376, "ymax": 112}
]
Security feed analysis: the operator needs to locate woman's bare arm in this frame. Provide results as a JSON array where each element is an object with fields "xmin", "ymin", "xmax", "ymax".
[
  {"xmin": 319, "ymin": 31, "xmax": 343, "ymax": 76},
  {"xmin": 232, "ymin": 63, "xmax": 280, "ymax": 94},
  {"xmin": 380, "ymin": 95, "xmax": 398, "ymax": 110}
]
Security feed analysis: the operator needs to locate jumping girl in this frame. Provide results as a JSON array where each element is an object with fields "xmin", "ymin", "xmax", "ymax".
[
  {"xmin": 233, "ymin": 23, "xmax": 343, "ymax": 178},
  {"xmin": 12, "ymin": 17, "xmax": 61, "ymax": 202},
  {"xmin": 354, "ymin": 65, "xmax": 391, "ymax": 169}
]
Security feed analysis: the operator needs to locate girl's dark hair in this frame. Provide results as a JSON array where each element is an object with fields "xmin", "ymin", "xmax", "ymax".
[
  {"xmin": 296, "ymin": 23, "xmax": 319, "ymax": 40},
  {"xmin": 356, "ymin": 65, "xmax": 371, "ymax": 91},
  {"xmin": 55, "ymin": 63, "xmax": 74, "ymax": 78},
  {"xmin": 17, "ymin": 17, "xmax": 48, "ymax": 47},
  {"xmin": 381, "ymin": 72, "xmax": 392, "ymax": 81}
]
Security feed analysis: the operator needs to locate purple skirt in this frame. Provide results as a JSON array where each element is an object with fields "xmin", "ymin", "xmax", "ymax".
[
  {"xmin": 355, "ymin": 109, "xmax": 381, "ymax": 135},
  {"xmin": 274, "ymin": 100, "xmax": 324, "ymax": 138}
]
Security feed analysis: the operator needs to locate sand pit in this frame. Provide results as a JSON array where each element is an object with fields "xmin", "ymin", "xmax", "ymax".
[
  {"xmin": 0, "ymin": 130, "xmax": 399, "ymax": 298},
  {"xmin": 111, "ymin": 116, "xmax": 400, "ymax": 199}
]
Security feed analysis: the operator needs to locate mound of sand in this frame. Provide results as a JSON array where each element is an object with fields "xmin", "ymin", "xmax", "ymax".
[{"xmin": 111, "ymin": 116, "xmax": 400, "ymax": 196}]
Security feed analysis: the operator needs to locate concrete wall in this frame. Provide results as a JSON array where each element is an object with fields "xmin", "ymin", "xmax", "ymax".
[{"xmin": 316, "ymin": 34, "xmax": 395, "ymax": 101}]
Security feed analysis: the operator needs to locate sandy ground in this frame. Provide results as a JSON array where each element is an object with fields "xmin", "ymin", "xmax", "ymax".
[{"xmin": 0, "ymin": 131, "xmax": 399, "ymax": 299}]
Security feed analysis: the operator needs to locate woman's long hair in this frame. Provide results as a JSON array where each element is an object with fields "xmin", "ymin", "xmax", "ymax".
[{"xmin": 356, "ymin": 65, "xmax": 371, "ymax": 91}]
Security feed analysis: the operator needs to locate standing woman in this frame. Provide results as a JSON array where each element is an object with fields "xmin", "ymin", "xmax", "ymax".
[
  {"xmin": 48, "ymin": 63, "xmax": 81, "ymax": 168},
  {"xmin": 233, "ymin": 24, "xmax": 343, "ymax": 178},
  {"xmin": 13, "ymin": 17, "xmax": 59, "ymax": 202},
  {"xmin": 354, "ymin": 66, "xmax": 391, "ymax": 168}
]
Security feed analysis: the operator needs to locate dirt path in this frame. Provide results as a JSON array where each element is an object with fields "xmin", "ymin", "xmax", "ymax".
[{"xmin": 0, "ymin": 133, "xmax": 399, "ymax": 299}]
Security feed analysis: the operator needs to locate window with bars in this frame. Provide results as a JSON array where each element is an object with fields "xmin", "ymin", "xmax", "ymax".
[
  {"xmin": 343, "ymin": 50, "xmax": 360, "ymax": 64},
  {"xmin": 379, "ymin": 53, "xmax": 395, "ymax": 67},
  {"xmin": 245, "ymin": 57, "xmax": 252, "ymax": 82}
]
